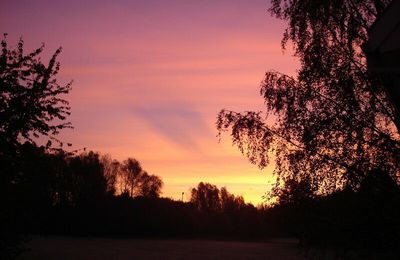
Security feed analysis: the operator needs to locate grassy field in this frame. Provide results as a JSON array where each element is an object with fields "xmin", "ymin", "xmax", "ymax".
[{"xmin": 18, "ymin": 237, "xmax": 305, "ymax": 260}]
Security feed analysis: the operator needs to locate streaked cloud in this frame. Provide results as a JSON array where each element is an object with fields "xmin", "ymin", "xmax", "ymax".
[{"xmin": 132, "ymin": 102, "xmax": 210, "ymax": 150}]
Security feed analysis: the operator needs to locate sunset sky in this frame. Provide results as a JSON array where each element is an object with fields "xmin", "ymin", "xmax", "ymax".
[{"xmin": 1, "ymin": 0, "xmax": 298, "ymax": 204}]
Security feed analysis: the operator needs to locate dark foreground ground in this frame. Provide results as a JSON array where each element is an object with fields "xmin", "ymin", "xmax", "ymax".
[{"xmin": 18, "ymin": 237, "xmax": 305, "ymax": 260}]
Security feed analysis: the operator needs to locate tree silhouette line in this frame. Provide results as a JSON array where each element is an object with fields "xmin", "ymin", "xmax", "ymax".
[
  {"xmin": 8, "ymin": 141, "xmax": 400, "ymax": 259},
  {"xmin": 6, "ymin": 142, "xmax": 273, "ymax": 239}
]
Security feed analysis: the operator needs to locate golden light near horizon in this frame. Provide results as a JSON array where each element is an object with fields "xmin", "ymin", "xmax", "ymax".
[{"xmin": 1, "ymin": 0, "xmax": 299, "ymax": 204}]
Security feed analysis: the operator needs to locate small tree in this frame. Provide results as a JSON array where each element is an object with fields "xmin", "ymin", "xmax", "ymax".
[
  {"xmin": 68, "ymin": 151, "xmax": 108, "ymax": 205},
  {"xmin": 190, "ymin": 182, "xmax": 221, "ymax": 212},
  {"xmin": 220, "ymin": 187, "xmax": 245, "ymax": 212},
  {"xmin": 120, "ymin": 158, "xmax": 143, "ymax": 197},
  {"xmin": 119, "ymin": 158, "xmax": 163, "ymax": 198},
  {"xmin": 139, "ymin": 171, "xmax": 163, "ymax": 198},
  {"xmin": 101, "ymin": 154, "xmax": 119, "ymax": 195}
]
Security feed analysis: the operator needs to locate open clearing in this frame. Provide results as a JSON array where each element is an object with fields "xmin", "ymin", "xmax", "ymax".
[{"xmin": 19, "ymin": 237, "xmax": 305, "ymax": 260}]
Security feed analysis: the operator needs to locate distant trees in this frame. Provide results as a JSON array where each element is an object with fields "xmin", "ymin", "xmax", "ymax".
[
  {"xmin": 47, "ymin": 152, "xmax": 163, "ymax": 204},
  {"xmin": 119, "ymin": 158, "xmax": 163, "ymax": 198},
  {"xmin": 189, "ymin": 182, "xmax": 262, "ymax": 237},
  {"xmin": 217, "ymin": 0, "xmax": 400, "ymax": 195},
  {"xmin": 220, "ymin": 187, "xmax": 246, "ymax": 212},
  {"xmin": 139, "ymin": 172, "xmax": 163, "ymax": 198},
  {"xmin": 10, "ymin": 144, "xmax": 165, "ymax": 215},
  {"xmin": 11, "ymin": 146, "xmax": 271, "ymax": 241},
  {"xmin": 13, "ymin": 148, "xmax": 110, "ymax": 210},
  {"xmin": 120, "ymin": 158, "xmax": 142, "ymax": 196},
  {"xmin": 190, "ymin": 182, "xmax": 246, "ymax": 213},
  {"xmin": 190, "ymin": 182, "xmax": 221, "ymax": 212},
  {"xmin": 32, "ymin": 153, "xmax": 164, "ymax": 201},
  {"xmin": 100, "ymin": 155, "xmax": 119, "ymax": 195},
  {"xmin": 68, "ymin": 151, "xmax": 108, "ymax": 205}
]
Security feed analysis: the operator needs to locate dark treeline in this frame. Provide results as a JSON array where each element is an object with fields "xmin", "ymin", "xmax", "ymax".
[
  {"xmin": 10, "ymin": 142, "xmax": 400, "ymax": 257},
  {"xmin": 5, "ymin": 142, "xmax": 400, "ymax": 259},
  {"xmin": 5, "ymin": 142, "xmax": 272, "ymax": 240}
]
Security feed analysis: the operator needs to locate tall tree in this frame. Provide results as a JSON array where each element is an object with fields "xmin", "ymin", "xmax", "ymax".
[
  {"xmin": 0, "ymin": 34, "xmax": 72, "ymax": 259},
  {"xmin": 217, "ymin": 0, "xmax": 400, "ymax": 194}
]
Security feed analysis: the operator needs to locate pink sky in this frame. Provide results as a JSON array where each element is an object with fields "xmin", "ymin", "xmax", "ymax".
[{"xmin": 1, "ymin": 0, "xmax": 298, "ymax": 204}]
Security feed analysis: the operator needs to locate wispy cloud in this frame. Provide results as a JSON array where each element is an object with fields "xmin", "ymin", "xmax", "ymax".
[{"xmin": 132, "ymin": 102, "xmax": 210, "ymax": 150}]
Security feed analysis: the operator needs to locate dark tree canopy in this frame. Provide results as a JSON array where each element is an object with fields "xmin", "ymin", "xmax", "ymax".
[
  {"xmin": 0, "ymin": 34, "xmax": 72, "ymax": 148},
  {"xmin": 139, "ymin": 171, "xmax": 163, "ymax": 198},
  {"xmin": 190, "ymin": 182, "xmax": 221, "ymax": 212},
  {"xmin": 101, "ymin": 154, "xmax": 119, "ymax": 195},
  {"xmin": 217, "ymin": 0, "xmax": 400, "ymax": 195},
  {"xmin": 119, "ymin": 158, "xmax": 163, "ymax": 198},
  {"xmin": 120, "ymin": 158, "xmax": 143, "ymax": 197},
  {"xmin": 190, "ymin": 182, "xmax": 247, "ymax": 213}
]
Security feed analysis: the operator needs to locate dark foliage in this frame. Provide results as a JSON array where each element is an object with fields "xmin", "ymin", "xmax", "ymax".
[
  {"xmin": 0, "ymin": 34, "xmax": 72, "ymax": 148},
  {"xmin": 11, "ymin": 143, "xmax": 396, "ymax": 250},
  {"xmin": 14, "ymin": 144, "xmax": 397, "ymax": 257},
  {"xmin": 216, "ymin": 0, "xmax": 400, "ymax": 255},
  {"xmin": 4, "ymin": 144, "xmax": 269, "ymax": 244},
  {"xmin": 265, "ymin": 180, "xmax": 400, "ymax": 258},
  {"xmin": 217, "ymin": 0, "xmax": 400, "ymax": 194},
  {"xmin": 0, "ymin": 35, "xmax": 72, "ymax": 259},
  {"xmin": 119, "ymin": 158, "xmax": 163, "ymax": 198}
]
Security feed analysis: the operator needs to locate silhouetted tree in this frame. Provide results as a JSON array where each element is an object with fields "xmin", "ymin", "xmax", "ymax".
[
  {"xmin": 68, "ymin": 151, "xmax": 108, "ymax": 205},
  {"xmin": 190, "ymin": 182, "xmax": 221, "ymax": 212},
  {"xmin": 0, "ymin": 34, "xmax": 72, "ymax": 149},
  {"xmin": 217, "ymin": 0, "xmax": 400, "ymax": 195},
  {"xmin": 0, "ymin": 34, "xmax": 72, "ymax": 259},
  {"xmin": 119, "ymin": 158, "xmax": 163, "ymax": 198},
  {"xmin": 220, "ymin": 187, "xmax": 246, "ymax": 212},
  {"xmin": 138, "ymin": 171, "xmax": 163, "ymax": 198},
  {"xmin": 101, "ymin": 154, "xmax": 119, "ymax": 195},
  {"xmin": 190, "ymin": 183, "xmax": 248, "ymax": 213},
  {"xmin": 120, "ymin": 158, "xmax": 143, "ymax": 197}
]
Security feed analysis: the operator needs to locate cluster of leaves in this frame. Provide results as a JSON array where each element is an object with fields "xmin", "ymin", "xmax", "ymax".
[
  {"xmin": 0, "ymin": 34, "xmax": 72, "ymax": 147},
  {"xmin": 217, "ymin": 0, "xmax": 400, "ymax": 195}
]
